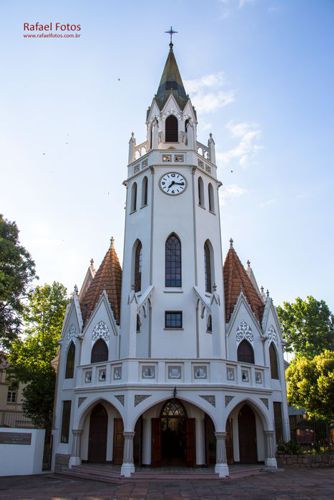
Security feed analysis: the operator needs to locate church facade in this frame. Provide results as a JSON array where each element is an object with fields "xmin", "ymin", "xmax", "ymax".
[{"xmin": 52, "ymin": 41, "xmax": 290, "ymax": 478}]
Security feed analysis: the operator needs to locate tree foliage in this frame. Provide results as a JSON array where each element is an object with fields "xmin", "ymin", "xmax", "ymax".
[
  {"xmin": 0, "ymin": 214, "xmax": 36, "ymax": 347},
  {"xmin": 9, "ymin": 282, "xmax": 68, "ymax": 429},
  {"xmin": 286, "ymin": 350, "xmax": 334, "ymax": 422},
  {"xmin": 277, "ymin": 296, "xmax": 334, "ymax": 357}
]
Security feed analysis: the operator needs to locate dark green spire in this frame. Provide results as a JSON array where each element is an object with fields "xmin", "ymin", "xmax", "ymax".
[{"xmin": 155, "ymin": 45, "xmax": 188, "ymax": 110}]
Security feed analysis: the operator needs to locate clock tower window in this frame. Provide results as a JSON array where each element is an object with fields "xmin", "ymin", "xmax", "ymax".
[
  {"xmin": 165, "ymin": 233, "xmax": 182, "ymax": 287},
  {"xmin": 131, "ymin": 182, "xmax": 137, "ymax": 212},
  {"xmin": 198, "ymin": 177, "xmax": 204, "ymax": 207},
  {"xmin": 141, "ymin": 176, "xmax": 148, "ymax": 207},
  {"xmin": 165, "ymin": 115, "xmax": 178, "ymax": 142},
  {"xmin": 204, "ymin": 240, "xmax": 214, "ymax": 293},
  {"xmin": 208, "ymin": 183, "xmax": 215, "ymax": 212}
]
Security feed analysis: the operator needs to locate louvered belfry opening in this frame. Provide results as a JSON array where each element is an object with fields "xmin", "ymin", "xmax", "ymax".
[{"xmin": 165, "ymin": 115, "xmax": 178, "ymax": 142}]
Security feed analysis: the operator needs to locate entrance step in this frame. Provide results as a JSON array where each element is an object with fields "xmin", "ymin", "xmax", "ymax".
[{"xmin": 58, "ymin": 464, "xmax": 123, "ymax": 484}]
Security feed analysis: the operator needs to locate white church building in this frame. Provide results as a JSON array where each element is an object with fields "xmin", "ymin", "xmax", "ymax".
[{"xmin": 52, "ymin": 39, "xmax": 290, "ymax": 478}]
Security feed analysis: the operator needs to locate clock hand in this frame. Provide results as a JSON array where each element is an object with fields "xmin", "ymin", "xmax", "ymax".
[
  {"xmin": 174, "ymin": 182, "xmax": 184, "ymax": 186},
  {"xmin": 168, "ymin": 181, "xmax": 175, "ymax": 189}
]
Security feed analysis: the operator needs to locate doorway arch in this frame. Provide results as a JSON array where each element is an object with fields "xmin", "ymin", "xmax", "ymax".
[
  {"xmin": 160, "ymin": 399, "xmax": 188, "ymax": 466},
  {"xmin": 238, "ymin": 404, "xmax": 257, "ymax": 463}
]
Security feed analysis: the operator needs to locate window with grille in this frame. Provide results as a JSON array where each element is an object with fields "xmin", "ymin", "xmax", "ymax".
[
  {"xmin": 165, "ymin": 311, "xmax": 183, "ymax": 329},
  {"xmin": 91, "ymin": 339, "xmax": 108, "ymax": 363},
  {"xmin": 165, "ymin": 233, "xmax": 181, "ymax": 287},
  {"xmin": 237, "ymin": 339, "xmax": 255, "ymax": 364}
]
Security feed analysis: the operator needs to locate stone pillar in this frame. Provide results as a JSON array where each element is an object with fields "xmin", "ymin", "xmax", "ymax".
[
  {"xmin": 214, "ymin": 432, "xmax": 229, "ymax": 477},
  {"xmin": 68, "ymin": 429, "xmax": 82, "ymax": 468},
  {"xmin": 264, "ymin": 430, "xmax": 277, "ymax": 468},
  {"xmin": 121, "ymin": 431, "xmax": 135, "ymax": 477}
]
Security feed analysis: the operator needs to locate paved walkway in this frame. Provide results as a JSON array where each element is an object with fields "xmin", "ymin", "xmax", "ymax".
[{"xmin": 0, "ymin": 467, "xmax": 333, "ymax": 499}]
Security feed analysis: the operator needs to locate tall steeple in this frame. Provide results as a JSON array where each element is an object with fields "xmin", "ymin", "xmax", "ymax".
[{"xmin": 155, "ymin": 44, "xmax": 188, "ymax": 110}]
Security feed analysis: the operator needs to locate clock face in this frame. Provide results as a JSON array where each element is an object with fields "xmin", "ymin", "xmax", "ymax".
[{"xmin": 159, "ymin": 172, "xmax": 187, "ymax": 196}]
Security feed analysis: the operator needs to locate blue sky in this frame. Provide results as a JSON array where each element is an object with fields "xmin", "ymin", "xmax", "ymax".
[{"xmin": 1, "ymin": 0, "xmax": 333, "ymax": 310}]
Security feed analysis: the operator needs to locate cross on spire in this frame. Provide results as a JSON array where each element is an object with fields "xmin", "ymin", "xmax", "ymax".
[{"xmin": 165, "ymin": 26, "xmax": 178, "ymax": 48}]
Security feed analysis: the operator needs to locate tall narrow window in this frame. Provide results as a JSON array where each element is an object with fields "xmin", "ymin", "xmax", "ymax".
[
  {"xmin": 136, "ymin": 314, "xmax": 141, "ymax": 333},
  {"xmin": 131, "ymin": 182, "xmax": 137, "ymax": 212},
  {"xmin": 60, "ymin": 400, "xmax": 71, "ymax": 443},
  {"xmin": 165, "ymin": 233, "xmax": 182, "ymax": 287},
  {"xmin": 198, "ymin": 177, "xmax": 204, "ymax": 207},
  {"xmin": 165, "ymin": 115, "xmax": 178, "ymax": 142},
  {"xmin": 134, "ymin": 240, "xmax": 142, "ymax": 292},
  {"xmin": 142, "ymin": 176, "xmax": 148, "ymax": 207},
  {"xmin": 91, "ymin": 339, "xmax": 108, "ymax": 363},
  {"xmin": 207, "ymin": 315, "xmax": 212, "ymax": 333},
  {"xmin": 208, "ymin": 183, "xmax": 214, "ymax": 212},
  {"xmin": 65, "ymin": 342, "xmax": 75, "ymax": 379},
  {"xmin": 204, "ymin": 240, "xmax": 213, "ymax": 293},
  {"xmin": 237, "ymin": 340, "xmax": 255, "ymax": 364},
  {"xmin": 273, "ymin": 402, "xmax": 283, "ymax": 443},
  {"xmin": 269, "ymin": 343, "xmax": 279, "ymax": 379}
]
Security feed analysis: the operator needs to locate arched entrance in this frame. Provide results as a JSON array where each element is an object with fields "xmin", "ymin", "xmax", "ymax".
[
  {"xmin": 88, "ymin": 403, "xmax": 108, "ymax": 462},
  {"xmin": 151, "ymin": 399, "xmax": 196, "ymax": 467},
  {"xmin": 238, "ymin": 404, "xmax": 257, "ymax": 463}
]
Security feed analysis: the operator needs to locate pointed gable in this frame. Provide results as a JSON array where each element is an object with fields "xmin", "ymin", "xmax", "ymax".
[
  {"xmin": 223, "ymin": 241, "xmax": 264, "ymax": 322},
  {"xmin": 155, "ymin": 45, "xmax": 188, "ymax": 110},
  {"xmin": 80, "ymin": 238, "xmax": 122, "ymax": 324}
]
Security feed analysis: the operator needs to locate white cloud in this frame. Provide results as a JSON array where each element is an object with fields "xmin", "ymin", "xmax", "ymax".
[
  {"xmin": 220, "ymin": 184, "xmax": 247, "ymax": 205},
  {"xmin": 219, "ymin": 0, "xmax": 257, "ymax": 18},
  {"xmin": 217, "ymin": 121, "xmax": 263, "ymax": 168},
  {"xmin": 259, "ymin": 198, "xmax": 276, "ymax": 208},
  {"xmin": 184, "ymin": 72, "xmax": 235, "ymax": 114}
]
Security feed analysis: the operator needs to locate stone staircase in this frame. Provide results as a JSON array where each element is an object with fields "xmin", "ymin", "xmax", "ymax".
[{"xmin": 58, "ymin": 463, "xmax": 265, "ymax": 483}]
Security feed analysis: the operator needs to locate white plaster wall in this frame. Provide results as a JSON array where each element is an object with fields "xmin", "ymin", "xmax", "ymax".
[{"xmin": 0, "ymin": 428, "xmax": 45, "ymax": 476}]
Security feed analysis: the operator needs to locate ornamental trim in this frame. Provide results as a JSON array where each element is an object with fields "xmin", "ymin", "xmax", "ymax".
[
  {"xmin": 267, "ymin": 325, "xmax": 278, "ymax": 344},
  {"xmin": 236, "ymin": 321, "xmax": 254, "ymax": 343},
  {"xmin": 92, "ymin": 321, "xmax": 110, "ymax": 342},
  {"xmin": 66, "ymin": 324, "xmax": 77, "ymax": 341}
]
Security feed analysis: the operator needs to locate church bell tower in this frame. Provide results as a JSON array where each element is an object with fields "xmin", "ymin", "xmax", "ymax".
[{"xmin": 120, "ymin": 38, "xmax": 225, "ymax": 361}]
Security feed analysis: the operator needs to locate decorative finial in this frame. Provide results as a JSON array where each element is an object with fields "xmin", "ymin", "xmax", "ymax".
[
  {"xmin": 74, "ymin": 284, "xmax": 78, "ymax": 295},
  {"xmin": 229, "ymin": 238, "xmax": 234, "ymax": 248},
  {"xmin": 261, "ymin": 286, "xmax": 264, "ymax": 294},
  {"xmin": 266, "ymin": 289, "xmax": 270, "ymax": 297},
  {"xmin": 90, "ymin": 258, "xmax": 94, "ymax": 266},
  {"xmin": 165, "ymin": 26, "xmax": 178, "ymax": 49},
  {"xmin": 110, "ymin": 236, "xmax": 114, "ymax": 248},
  {"xmin": 247, "ymin": 259, "xmax": 251, "ymax": 268}
]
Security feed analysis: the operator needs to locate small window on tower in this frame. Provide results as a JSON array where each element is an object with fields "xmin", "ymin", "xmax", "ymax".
[
  {"xmin": 165, "ymin": 311, "xmax": 183, "ymax": 329},
  {"xmin": 131, "ymin": 182, "xmax": 137, "ymax": 212},
  {"xmin": 165, "ymin": 115, "xmax": 178, "ymax": 142},
  {"xmin": 141, "ymin": 176, "xmax": 148, "ymax": 207}
]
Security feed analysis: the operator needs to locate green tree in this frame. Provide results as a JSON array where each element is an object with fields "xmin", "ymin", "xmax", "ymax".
[
  {"xmin": 286, "ymin": 350, "xmax": 334, "ymax": 422},
  {"xmin": 9, "ymin": 282, "xmax": 68, "ymax": 429},
  {"xmin": 277, "ymin": 296, "xmax": 334, "ymax": 357},
  {"xmin": 0, "ymin": 214, "xmax": 36, "ymax": 347}
]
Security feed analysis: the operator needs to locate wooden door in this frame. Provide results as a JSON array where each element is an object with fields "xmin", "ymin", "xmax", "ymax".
[
  {"xmin": 238, "ymin": 405, "xmax": 257, "ymax": 463},
  {"xmin": 226, "ymin": 418, "xmax": 234, "ymax": 464},
  {"xmin": 151, "ymin": 418, "xmax": 161, "ymax": 467},
  {"xmin": 88, "ymin": 404, "xmax": 107, "ymax": 462},
  {"xmin": 113, "ymin": 418, "xmax": 124, "ymax": 465},
  {"xmin": 186, "ymin": 418, "xmax": 196, "ymax": 467}
]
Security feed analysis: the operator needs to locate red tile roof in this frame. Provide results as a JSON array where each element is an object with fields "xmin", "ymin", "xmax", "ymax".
[
  {"xmin": 223, "ymin": 244, "xmax": 264, "ymax": 322},
  {"xmin": 80, "ymin": 239, "xmax": 122, "ymax": 324}
]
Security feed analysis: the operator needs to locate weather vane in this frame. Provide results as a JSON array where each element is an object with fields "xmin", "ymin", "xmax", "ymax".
[{"xmin": 165, "ymin": 26, "xmax": 178, "ymax": 48}]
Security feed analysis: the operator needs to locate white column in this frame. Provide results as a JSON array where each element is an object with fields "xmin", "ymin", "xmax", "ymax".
[
  {"xmin": 195, "ymin": 417, "xmax": 205, "ymax": 465},
  {"xmin": 214, "ymin": 432, "xmax": 229, "ymax": 477},
  {"xmin": 68, "ymin": 429, "xmax": 82, "ymax": 468},
  {"xmin": 121, "ymin": 431, "xmax": 135, "ymax": 477},
  {"xmin": 264, "ymin": 430, "xmax": 277, "ymax": 468}
]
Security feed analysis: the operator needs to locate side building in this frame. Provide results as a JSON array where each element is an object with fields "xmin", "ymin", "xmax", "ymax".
[{"xmin": 52, "ymin": 41, "xmax": 290, "ymax": 478}]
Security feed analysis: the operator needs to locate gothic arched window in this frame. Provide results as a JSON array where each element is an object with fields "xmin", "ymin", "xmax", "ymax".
[
  {"xmin": 165, "ymin": 115, "xmax": 178, "ymax": 142},
  {"xmin": 204, "ymin": 240, "xmax": 213, "ymax": 293},
  {"xmin": 237, "ymin": 339, "xmax": 255, "ymax": 364},
  {"xmin": 207, "ymin": 315, "xmax": 212, "ymax": 333},
  {"xmin": 65, "ymin": 341, "xmax": 75, "ymax": 379},
  {"xmin": 198, "ymin": 177, "xmax": 204, "ymax": 207},
  {"xmin": 142, "ymin": 176, "xmax": 148, "ymax": 207},
  {"xmin": 165, "ymin": 233, "xmax": 182, "ymax": 287},
  {"xmin": 136, "ymin": 314, "xmax": 141, "ymax": 333},
  {"xmin": 269, "ymin": 343, "xmax": 279, "ymax": 379},
  {"xmin": 134, "ymin": 240, "xmax": 142, "ymax": 292},
  {"xmin": 91, "ymin": 339, "xmax": 108, "ymax": 363},
  {"xmin": 208, "ymin": 183, "xmax": 214, "ymax": 212},
  {"xmin": 131, "ymin": 182, "xmax": 137, "ymax": 212}
]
